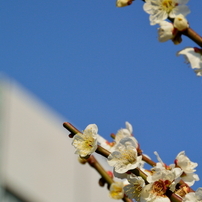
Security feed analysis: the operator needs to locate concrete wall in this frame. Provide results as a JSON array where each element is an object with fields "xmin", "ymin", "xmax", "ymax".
[{"xmin": 0, "ymin": 77, "xmax": 115, "ymax": 202}]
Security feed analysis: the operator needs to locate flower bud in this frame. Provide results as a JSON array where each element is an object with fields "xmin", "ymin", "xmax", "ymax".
[
  {"xmin": 174, "ymin": 14, "xmax": 189, "ymax": 31},
  {"xmin": 98, "ymin": 177, "xmax": 106, "ymax": 187},
  {"xmin": 157, "ymin": 21, "xmax": 175, "ymax": 42},
  {"xmin": 78, "ymin": 156, "xmax": 88, "ymax": 164},
  {"xmin": 116, "ymin": 0, "xmax": 133, "ymax": 7}
]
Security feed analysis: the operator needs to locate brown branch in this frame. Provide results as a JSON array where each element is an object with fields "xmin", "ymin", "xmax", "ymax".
[
  {"xmin": 183, "ymin": 27, "xmax": 202, "ymax": 47},
  {"xmin": 63, "ymin": 122, "xmax": 81, "ymax": 138},
  {"xmin": 63, "ymin": 122, "xmax": 111, "ymax": 157},
  {"xmin": 142, "ymin": 154, "xmax": 156, "ymax": 167},
  {"xmin": 64, "ymin": 122, "xmax": 194, "ymax": 202},
  {"xmin": 96, "ymin": 145, "xmax": 110, "ymax": 158},
  {"xmin": 88, "ymin": 155, "xmax": 114, "ymax": 185},
  {"xmin": 130, "ymin": 167, "xmax": 148, "ymax": 182},
  {"xmin": 166, "ymin": 190, "xmax": 183, "ymax": 202},
  {"xmin": 87, "ymin": 155, "xmax": 133, "ymax": 202}
]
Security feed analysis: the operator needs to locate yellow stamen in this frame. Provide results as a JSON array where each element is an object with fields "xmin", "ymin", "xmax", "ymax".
[{"xmin": 161, "ymin": 0, "xmax": 176, "ymax": 13}]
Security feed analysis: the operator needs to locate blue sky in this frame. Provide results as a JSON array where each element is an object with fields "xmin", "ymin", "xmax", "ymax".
[{"xmin": 1, "ymin": 0, "xmax": 202, "ymax": 190}]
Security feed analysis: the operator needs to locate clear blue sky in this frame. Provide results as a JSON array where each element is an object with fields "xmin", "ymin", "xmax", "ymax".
[{"xmin": 1, "ymin": 0, "xmax": 202, "ymax": 190}]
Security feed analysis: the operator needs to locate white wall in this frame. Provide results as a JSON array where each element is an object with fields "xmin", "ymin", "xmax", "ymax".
[{"xmin": 0, "ymin": 77, "xmax": 115, "ymax": 202}]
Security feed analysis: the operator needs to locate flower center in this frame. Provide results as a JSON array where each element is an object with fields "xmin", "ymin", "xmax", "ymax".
[
  {"xmin": 126, "ymin": 183, "xmax": 142, "ymax": 201},
  {"xmin": 122, "ymin": 149, "xmax": 137, "ymax": 165},
  {"xmin": 85, "ymin": 136, "xmax": 94, "ymax": 147},
  {"xmin": 133, "ymin": 183, "xmax": 143, "ymax": 200},
  {"xmin": 110, "ymin": 183, "xmax": 124, "ymax": 199},
  {"xmin": 161, "ymin": 0, "xmax": 176, "ymax": 13},
  {"xmin": 152, "ymin": 180, "xmax": 167, "ymax": 196}
]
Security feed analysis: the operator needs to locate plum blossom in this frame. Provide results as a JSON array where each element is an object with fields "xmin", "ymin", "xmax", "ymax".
[
  {"xmin": 107, "ymin": 137, "xmax": 142, "ymax": 173},
  {"xmin": 97, "ymin": 122, "xmax": 136, "ymax": 152},
  {"xmin": 174, "ymin": 151, "xmax": 199, "ymax": 186},
  {"xmin": 115, "ymin": 121, "xmax": 135, "ymax": 143},
  {"xmin": 177, "ymin": 47, "xmax": 202, "ymax": 76},
  {"xmin": 174, "ymin": 14, "xmax": 189, "ymax": 31},
  {"xmin": 175, "ymin": 151, "xmax": 198, "ymax": 173},
  {"xmin": 141, "ymin": 153, "xmax": 181, "ymax": 201},
  {"xmin": 109, "ymin": 182, "xmax": 124, "ymax": 199},
  {"xmin": 72, "ymin": 124, "xmax": 98, "ymax": 158},
  {"xmin": 143, "ymin": 0, "xmax": 190, "ymax": 25},
  {"xmin": 181, "ymin": 172, "xmax": 199, "ymax": 186},
  {"xmin": 147, "ymin": 152, "xmax": 183, "ymax": 192},
  {"xmin": 124, "ymin": 174, "xmax": 145, "ymax": 201},
  {"xmin": 116, "ymin": 0, "xmax": 133, "ymax": 7},
  {"xmin": 140, "ymin": 183, "xmax": 170, "ymax": 202},
  {"xmin": 147, "ymin": 162, "xmax": 183, "ymax": 192},
  {"xmin": 182, "ymin": 188, "xmax": 202, "ymax": 202},
  {"xmin": 158, "ymin": 21, "xmax": 175, "ymax": 42}
]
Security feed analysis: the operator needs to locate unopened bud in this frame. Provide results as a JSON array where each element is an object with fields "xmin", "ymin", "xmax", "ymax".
[
  {"xmin": 78, "ymin": 156, "xmax": 88, "ymax": 164},
  {"xmin": 116, "ymin": 0, "xmax": 134, "ymax": 7},
  {"xmin": 98, "ymin": 177, "xmax": 106, "ymax": 187},
  {"xmin": 174, "ymin": 14, "xmax": 189, "ymax": 31}
]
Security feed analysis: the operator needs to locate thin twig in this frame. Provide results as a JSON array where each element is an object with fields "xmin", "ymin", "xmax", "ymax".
[
  {"xmin": 63, "ymin": 122, "xmax": 193, "ymax": 202},
  {"xmin": 87, "ymin": 155, "xmax": 133, "ymax": 202}
]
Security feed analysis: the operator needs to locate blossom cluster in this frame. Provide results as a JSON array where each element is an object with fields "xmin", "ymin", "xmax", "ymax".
[
  {"xmin": 72, "ymin": 122, "xmax": 200, "ymax": 202},
  {"xmin": 70, "ymin": 1, "xmax": 201, "ymax": 201},
  {"xmin": 116, "ymin": 0, "xmax": 202, "ymax": 76}
]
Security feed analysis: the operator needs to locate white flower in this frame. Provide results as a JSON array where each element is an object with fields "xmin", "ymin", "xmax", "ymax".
[
  {"xmin": 107, "ymin": 137, "xmax": 142, "ymax": 173},
  {"xmin": 109, "ymin": 182, "xmax": 124, "ymax": 199},
  {"xmin": 143, "ymin": 0, "xmax": 190, "ymax": 25},
  {"xmin": 174, "ymin": 151, "xmax": 199, "ymax": 186},
  {"xmin": 116, "ymin": 0, "xmax": 133, "ymax": 7},
  {"xmin": 181, "ymin": 172, "xmax": 199, "ymax": 186},
  {"xmin": 158, "ymin": 21, "xmax": 175, "ymax": 42},
  {"xmin": 147, "ymin": 163, "xmax": 182, "ymax": 192},
  {"xmin": 175, "ymin": 151, "xmax": 198, "ymax": 173},
  {"xmin": 177, "ymin": 47, "xmax": 202, "ymax": 76},
  {"xmin": 114, "ymin": 122, "xmax": 139, "ymax": 152},
  {"xmin": 97, "ymin": 122, "xmax": 136, "ymax": 153},
  {"xmin": 115, "ymin": 121, "xmax": 135, "ymax": 143},
  {"xmin": 182, "ymin": 188, "xmax": 202, "ymax": 202},
  {"xmin": 115, "ymin": 128, "xmax": 131, "ymax": 143},
  {"xmin": 72, "ymin": 124, "xmax": 98, "ymax": 157},
  {"xmin": 125, "ymin": 121, "xmax": 133, "ymax": 134},
  {"xmin": 174, "ymin": 14, "xmax": 189, "ymax": 31},
  {"xmin": 124, "ymin": 174, "xmax": 145, "ymax": 201},
  {"xmin": 147, "ymin": 152, "xmax": 183, "ymax": 192},
  {"xmin": 140, "ymin": 183, "xmax": 170, "ymax": 202}
]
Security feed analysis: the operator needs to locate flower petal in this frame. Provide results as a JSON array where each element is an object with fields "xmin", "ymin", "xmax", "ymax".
[
  {"xmin": 169, "ymin": 5, "xmax": 190, "ymax": 18},
  {"xmin": 177, "ymin": 47, "xmax": 202, "ymax": 70},
  {"xmin": 177, "ymin": 0, "xmax": 189, "ymax": 5}
]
